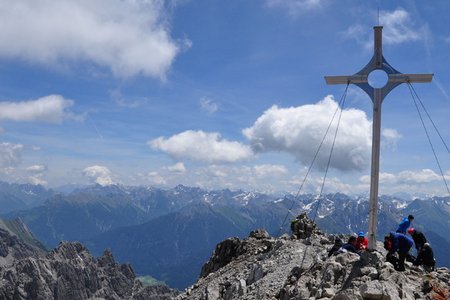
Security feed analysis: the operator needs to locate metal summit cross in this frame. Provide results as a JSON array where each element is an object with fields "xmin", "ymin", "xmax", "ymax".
[{"xmin": 325, "ymin": 26, "xmax": 433, "ymax": 250}]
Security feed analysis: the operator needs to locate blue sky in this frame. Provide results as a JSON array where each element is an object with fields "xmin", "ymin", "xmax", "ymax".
[{"xmin": 0, "ymin": 0, "xmax": 449, "ymax": 196}]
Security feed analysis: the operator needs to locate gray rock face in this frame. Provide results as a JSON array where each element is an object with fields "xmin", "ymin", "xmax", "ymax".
[
  {"xmin": 0, "ymin": 226, "xmax": 178, "ymax": 300},
  {"xmin": 177, "ymin": 214, "xmax": 450, "ymax": 300}
]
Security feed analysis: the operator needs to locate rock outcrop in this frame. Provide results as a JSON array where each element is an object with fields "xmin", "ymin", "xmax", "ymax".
[
  {"xmin": 178, "ymin": 215, "xmax": 450, "ymax": 300},
  {"xmin": 0, "ymin": 219, "xmax": 178, "ymax": 300}
]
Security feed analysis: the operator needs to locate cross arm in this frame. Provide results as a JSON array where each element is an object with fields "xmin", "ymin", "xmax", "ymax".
[
  {"xmin": 388, "ymin": 73, "xmax": 433, "ymax": 83},
  {"xmin": 324, "ymin": 75, "xmax": 367, "ymax": 85}
]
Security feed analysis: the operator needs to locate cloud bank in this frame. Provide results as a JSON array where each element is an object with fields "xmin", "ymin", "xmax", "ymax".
[
  {"xmin": 0, "ymin": 0, "xmax": 182, "ymax": 78},
  {"xmin": 243, "ymin": 96, "xmax": 372, "ymax": 171}
]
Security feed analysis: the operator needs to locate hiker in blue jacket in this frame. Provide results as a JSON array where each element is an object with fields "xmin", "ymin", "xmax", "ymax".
[
  {"xmin": 387, "ymin": 231, "xmax": 414, "ymax": 271},
  {"xmin": 396, "ymin": 214, "xmax": 414, "ymax": 234}
]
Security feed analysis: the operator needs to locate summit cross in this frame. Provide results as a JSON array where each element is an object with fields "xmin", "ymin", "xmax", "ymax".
[{"xmin": 324, "ymin": 26, "xmax": 433, "ymax": 250}]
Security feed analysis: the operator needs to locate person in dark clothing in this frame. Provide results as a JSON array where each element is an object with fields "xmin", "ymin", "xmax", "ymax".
[
  {"xmin": 384, "ymin": 235, "xmax": 399, "ymax": 270},
  {"xmin": 339, "ymin": 236, "xmax": 359, "ymax": 255},
  {"xmin": 414, "ymin": 243, "xmax": 435, "ymax": 271},
  {"xmin": 387, "ymin": 232, "xmax": 414, "ymax": 271},
  {"xmin": 328, "ymin": 237, "xmax": 343, "ymax": 257},
  {"xmin": 396, "ymin": 215, "xmax": 414, "ymax": 234},
  {"xmin": 407, "ymin": 228, "xmax": 427, "ymax": 252}
]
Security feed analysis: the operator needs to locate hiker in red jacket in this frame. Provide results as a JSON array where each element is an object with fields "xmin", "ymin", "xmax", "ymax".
[{"xmin": 355, "ymin": 231, "xmax": 368, "ymax": 250}]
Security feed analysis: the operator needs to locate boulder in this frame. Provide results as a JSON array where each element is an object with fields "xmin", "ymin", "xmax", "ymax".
[
  {"xmin": 246, "ymin": 263, "xmax": 265, "ymax": 285},
  {"xmin": 359, "ymin": 280, "xmax": 390, "ymax": 300},
  {"xmin": 249, "ymin": 229, "xmax": 270, "ymax": 240},
  {"xmin": 290, "ymin": 213, "xmax": 320, "ymax": 239}
]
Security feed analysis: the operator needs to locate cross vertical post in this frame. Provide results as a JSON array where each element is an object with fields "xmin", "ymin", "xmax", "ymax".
[{"xmin": 324, "ymin": 26, "xmax": 433, "ymax": 250}]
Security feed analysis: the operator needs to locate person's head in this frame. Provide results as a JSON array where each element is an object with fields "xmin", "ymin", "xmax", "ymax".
[
  {"xmin": 408, "ymin": 215, "xmax": 414, "ymax": 221},
  {"xmin": 357, "ymin": 231, "xmax": 365, "ymax": 239},
  {"xmin": 348, "ymin": 236, "xmax": 357, "ymax": 246},
  {"xmin": 334, "ymin": 237, "xmax": 342, "ymax": 245},
  {"xmin": 407, "ymin": 228, "xmax": 415, "ymax": 235}
]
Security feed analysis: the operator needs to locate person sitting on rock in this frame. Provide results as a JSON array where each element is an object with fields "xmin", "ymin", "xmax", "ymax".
[
  {"xmin": 328, "ymin": 237, "xmax": 343, "ymax": 257},
  {"xmin": 396, "ymin": 214, "xmax": 414, "ymax": 234},
  {"xmin": 337, "ymin": 236, "xmax": 359, "ymax": 255},
  {"xmin": 407, "ymin": 228, "xmax": 427, "ymax": 253},
  {"xmin": 355, "ymin": 231, "xmax": 368, "ymax": 251},
  {"xmin": 387, "ymin": 232, "xmax": 414, "ymax": 271},
  {"xmin": 414, "ymin": 242, "xmax": 435, "ymax": 271}
]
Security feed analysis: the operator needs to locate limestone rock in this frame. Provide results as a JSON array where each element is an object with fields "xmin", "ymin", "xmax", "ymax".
[
  {"xmin": 0, "ymin": 228, "xmax": 177, "ymax": 300},
  {"xmin": 178, "ymin": 213, "xmax": 450, "ymax": 300},
  {"xmin": 200, "ymin": 237, "xmax": 246, "ymax": 278}
]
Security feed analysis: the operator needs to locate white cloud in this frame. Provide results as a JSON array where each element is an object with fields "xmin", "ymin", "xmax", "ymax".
[
  {"xmin": 382, "ymin": 128, "xmax": 402, "ymax": 150},
  {"xmin": 200, "ymin": 98, "xmax": 219, "ymax": 114},
  {"xmin": 243, "ymin": 96, "xmax": 372, "ymax": 171},
  {"xmin": 110, "ymin": 89, "xmax": 149, "ymax": 108},
  {"xmin": 166, "ymin": 162, "xmax": 186, "ymax": 174},
  {"xmin": 0, "ymin": 95, "xmax": 76, "ymax": 123},
  {"xmin": 359, "ymin": 172, "xmax": 396, "ymax": 184},
  {"xmin": 359, "ymin": 169, "xmax": 448, "ymax": 186},
  {"xmin": 253, "ymin": 164, "xmax": 287, "ymax": 177},
  {"xmin": 380, "ymin": 9, "xmax": 421, "ymax": 45},
  {"xmin": 149, "ymin": 130, "xmax": 253, "ymax": 163},
  {"xmin": 397, "ymin": 169, "xmax": 441, "ymax": 184},
  {"xmin": 25, "ymin": 164, "xmax": 48, "ymax": 186},
  {"xmin": 344, "ymin": 8, "xmax": 424, "ymax": 48},
  {"xmin": 148, "ymin": 171, "xmax": 167, "ymax": 185},
  {"xmin": 26, "ymin": 165, "xmax": 47, "ymax": 172},
  {"xmin": 266, "ymin": 0, "xmax": 324, "ymax": 15},
  {"xmin": 0, "ymin": 142, "xmax": 24, "ymax": 168},
  {"xmin": 82, "ymin": 165, "xmax": 114, "ymax": 186},
  {"xmin": 0, "ymin": 0, "xmax": 184, "ymax": 78}
]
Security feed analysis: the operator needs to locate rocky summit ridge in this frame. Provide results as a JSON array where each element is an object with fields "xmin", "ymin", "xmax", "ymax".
[
  {"xmin": 0, "ymin": 219, "xmax": 177, "ymax": 300},
  {"xmin": 178, "ymin": 213, "xmax": 450, "ymax": 300}
]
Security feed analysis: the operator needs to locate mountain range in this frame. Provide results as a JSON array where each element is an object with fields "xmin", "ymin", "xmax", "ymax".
[{"xmin": 1, "ymin": 181, "xmax": 449, "ymax": 289}]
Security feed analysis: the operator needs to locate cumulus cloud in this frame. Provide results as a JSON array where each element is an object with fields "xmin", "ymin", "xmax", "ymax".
[
  {"xmin": 200, "ymin": 98, "xmax": 219, "ymax": 114},
  {"xmin": 0, "ymin": 0, "xmax": 183, "ymax": 78},
  {"xmin": 149, "ymin": 130, "xmax": 253, "ymax": 163},
  {"xmin": 0, "ymin": 95, "xmax": 77, "ymax": 123},
  {"xmin": 382, "ymin": 128, "xmax": 402, "ymax": 150},
  {"xmin": 243, "ymin": 96, "xmax": 372, "ymax": 171},
  {"xmin": 266, "ymin": 0, "xmax": 324, "ymax": 15},
  {"xmin": 82, "ymin": 165, "xmax": 114, "ymax": 186},
  {"xmin": 166, "ymin": 162, "xmax": 186, "ymax": 174},
  {"xmin": 0, "ymin": 142, "xmax": 24, "ymax": 168}
]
